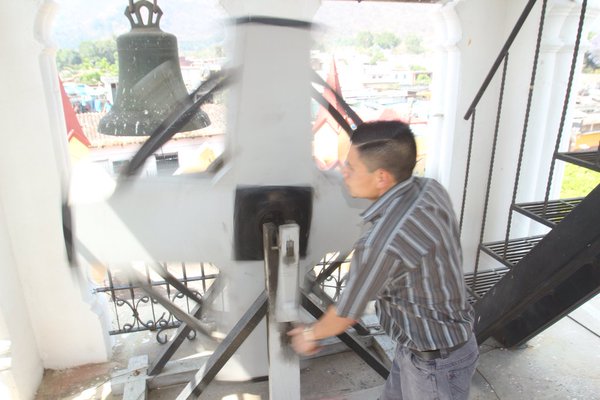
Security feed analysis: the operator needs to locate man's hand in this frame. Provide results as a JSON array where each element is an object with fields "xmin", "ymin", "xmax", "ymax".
[
  {"xmin": 287, "ymin": 307, "xmax": 356, "ymax": 356},
  {"xmin": 287, "ymin": 325, "xmax": 321, "ymax": 356}
]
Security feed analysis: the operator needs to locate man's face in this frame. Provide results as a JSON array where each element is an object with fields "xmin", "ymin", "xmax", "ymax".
[{"xmin": 341, "ymin": 145, "xmax": 380, "ymax": 200}]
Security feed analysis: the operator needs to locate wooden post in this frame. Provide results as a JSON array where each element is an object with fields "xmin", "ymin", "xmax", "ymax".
[{"xmin": 264, "ymin": 223, "xmax": 301, "ymax": 400}]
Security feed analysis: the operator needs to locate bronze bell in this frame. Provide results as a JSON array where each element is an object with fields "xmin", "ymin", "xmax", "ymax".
[{"xmin": 98, "ymin": 0, "xmax": 210, "ymax": 136}]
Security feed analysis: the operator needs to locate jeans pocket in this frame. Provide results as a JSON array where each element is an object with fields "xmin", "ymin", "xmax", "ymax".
[
  {"xmin": 446, "ymin": 355, "xmax": 478, "ymax": 400},
  {"xmin": 409, "ymin": 352, "xmax": 435, "ymax": 376}
]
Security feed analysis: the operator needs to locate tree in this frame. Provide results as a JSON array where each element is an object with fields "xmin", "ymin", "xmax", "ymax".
[
  {"xmin": 56, "ymin": 49, "xmax": 82, "ymax": 70},
  {"xmin": 404, "ymin": 33, "xmax": 424, "ymax": 54},
  {"xmin": 79, "ymin": 39, "xmax": 117, "ymax": 65},
  {"xmin": 415, "ymin": 73, "xmax": 431, "ymax": 85},
  {"xmin": 356, "ymin": 31, "xmax": 374, "ymax": 49},
  {"xmin": 57, "ymin": 38, "xmax": 119, "ymax": 85},
  {"xmin": 375, "ymin": 32, "xmax": 400, "ymax": 50},
  {"xmin": 369, "ymin": 48, "xmax": 386, "ymax": 64}
]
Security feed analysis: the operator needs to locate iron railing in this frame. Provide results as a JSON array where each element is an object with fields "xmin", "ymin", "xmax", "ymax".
[
  {"xmin": 94, "ymin": 256, "xmax": 351, "ymax": 343},
  {"xmin": 94, "ymin": 261, "xmax": 218, "ymax": 343}
]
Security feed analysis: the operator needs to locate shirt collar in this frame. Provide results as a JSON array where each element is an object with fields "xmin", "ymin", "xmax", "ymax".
[{"xmin": 361, "ymin": 176, "xmax": 415, "ymax": 223}]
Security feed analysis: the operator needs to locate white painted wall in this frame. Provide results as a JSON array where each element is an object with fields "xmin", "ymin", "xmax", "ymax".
[
  {"xmin": 0, "ymin": 202, "xmax": 41, "ymax": 400},
  {"xmin": 433, "ymin": 0, "xmax": 509, "ymax": 271},
  {"xmin": 0, "ymin": 1, "xmax": 112, "ymax": 398}
]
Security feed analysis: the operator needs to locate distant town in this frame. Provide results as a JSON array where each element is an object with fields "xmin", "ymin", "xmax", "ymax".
[{"xmin": 55, "ymin": 0, "xmax": 599, "ymax": 180}]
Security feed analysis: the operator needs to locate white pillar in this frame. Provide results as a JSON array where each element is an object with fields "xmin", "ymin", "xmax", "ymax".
[
  {"xmin": 0, "ymin": 2, "xmax": 111, "ymax": 392},
  {"xmin": 0, "ymin": 205, "xmax": 41, "ymax": 400},
  {"xmin": 428, "ymin": 1, "xmax": 462, "ymax": 188},
  {"xmin": 441, "ymin": 0, "xmax": 510, "ymax": 271}
]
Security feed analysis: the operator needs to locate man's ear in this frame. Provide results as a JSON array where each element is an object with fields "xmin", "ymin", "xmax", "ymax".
[{"xmin": 375, "ymin": 169, "xmax": 395, "ymax": 189}]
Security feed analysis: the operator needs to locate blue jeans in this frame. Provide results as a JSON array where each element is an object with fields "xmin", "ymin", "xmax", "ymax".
[{"xmin": 380, "ymin": 334, "xmax": 479, "ymax": 400}]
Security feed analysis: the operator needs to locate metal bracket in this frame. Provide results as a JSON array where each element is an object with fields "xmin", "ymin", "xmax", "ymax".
[{"xmin": 264, "ymin": 222, "xmax": 301, "ymax": 399}]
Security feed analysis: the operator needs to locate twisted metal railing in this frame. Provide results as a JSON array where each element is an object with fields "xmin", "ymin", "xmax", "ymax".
[{"xmin": 461, "ymin": 0, "xmax": 589, "ymax": 303}]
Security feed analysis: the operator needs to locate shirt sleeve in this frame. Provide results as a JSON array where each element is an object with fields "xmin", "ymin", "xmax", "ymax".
[{"xmin": 336, "ymin": 243, "xmax": 397, "ymax": 319}]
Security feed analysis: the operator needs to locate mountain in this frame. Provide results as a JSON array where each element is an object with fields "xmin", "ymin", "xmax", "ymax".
[
  {"xmin": 52, "ymin": 0, "xmax": 228, "ymax": 49},
  {"xmin": 52, "ymin": 0, "xmax": 436, "ymax": 50}
]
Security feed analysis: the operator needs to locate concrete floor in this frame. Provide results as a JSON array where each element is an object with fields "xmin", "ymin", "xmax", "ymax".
[{"xmin": 35, "ymin": 295, "xmax": 600, "ymax": 400}]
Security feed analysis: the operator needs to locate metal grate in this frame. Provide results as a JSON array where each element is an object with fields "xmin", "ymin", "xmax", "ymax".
[
  {"xmin": 556, "ymin": 150, "xmax": 600, "ymax": 172},
  {"xmin": 512, "ymin": 198, "xmax": 583, "ymax": 228},
  {"xmin": 480, "ymin": 235, "xmax": 545, "ymax": 268},
  {"xmin": 464, "ymin": 267, "xmax": 509, "ymax": 304}
]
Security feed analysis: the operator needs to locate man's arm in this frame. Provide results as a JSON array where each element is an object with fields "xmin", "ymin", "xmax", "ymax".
[{"xmin": 288, "ymin": 305, "xmax": 356, "ymax": 355}]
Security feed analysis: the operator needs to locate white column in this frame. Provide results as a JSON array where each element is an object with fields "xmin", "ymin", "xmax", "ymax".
[
  {"xmin": 0, "ymin": 1, "xmax": 111, "ymax": 384},
  {"xmin": 441, "ymin": 0, "xmax": 510, "ymax": 271},
  {"xmin": 0, "ymin": 205, "xmax": 41, "ymax": 400},
  {"xmin": 428, "ymin": 1, "xmax": 462, "ymax": 188}
]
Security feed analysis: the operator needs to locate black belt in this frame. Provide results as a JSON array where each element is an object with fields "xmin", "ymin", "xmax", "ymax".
[{"xmin": 409, "ymin": 340, "xmax": 468, "ymax": 361}]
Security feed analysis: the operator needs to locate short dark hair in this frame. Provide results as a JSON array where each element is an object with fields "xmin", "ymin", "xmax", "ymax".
[{"xmin": 351, "ymin": 120, "xmax": 417, "ymax": 182}]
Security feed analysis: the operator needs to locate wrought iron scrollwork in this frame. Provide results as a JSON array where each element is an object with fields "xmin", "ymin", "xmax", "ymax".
[{"xmin": 95, "ymin": 262, "xmax": 218, "ymax": 343}]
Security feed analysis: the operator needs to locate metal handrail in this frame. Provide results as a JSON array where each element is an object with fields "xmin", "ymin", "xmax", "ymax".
[{"xmin": 463, "ymin": 0, "xmax": 539, "ymax": 120}]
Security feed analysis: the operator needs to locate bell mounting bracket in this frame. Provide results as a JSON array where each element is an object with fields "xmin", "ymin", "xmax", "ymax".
[{"xmin": 126, "ymin": 0, "xmax": 162, "ymax": 29}]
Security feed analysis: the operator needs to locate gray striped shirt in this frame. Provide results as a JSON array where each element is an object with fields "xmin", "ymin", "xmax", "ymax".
[{"xmin": 337, "ymin": 176, "xmax": 474, "ymax": 351}]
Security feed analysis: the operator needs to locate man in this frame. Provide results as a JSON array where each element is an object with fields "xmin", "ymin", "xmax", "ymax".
[{"xmin": 289, "ymin": 120, "xmax": 478, "ymax": 399}]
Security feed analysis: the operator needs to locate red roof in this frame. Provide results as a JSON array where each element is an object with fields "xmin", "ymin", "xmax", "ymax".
[
  {"xmin": 59, "ymin": 78, "xmax": 91, "ymax": 147},
  {"xmin": 312, "ymin": 58, "xmax": 349, "ymax": 133}
]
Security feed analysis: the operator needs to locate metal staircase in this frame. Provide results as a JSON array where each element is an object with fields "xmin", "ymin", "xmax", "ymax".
[
  {"xmin": 474, "ymin": 183, "xmax": 600, "ymax": 346},
  {"xmin": 460, "ymin": 0, "xmax": 600, "ymax": 347}
]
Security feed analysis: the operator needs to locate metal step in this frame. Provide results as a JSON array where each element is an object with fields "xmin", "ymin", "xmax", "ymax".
[
  {"xmin": 512, "ymin": 198, "xmax": 583, "ymax": 228},
  {"xmin": 556, "ymin": 150, "xmax": 600, "ymax": 172},
  {"xmin": 474, "ymin": 184, "xmax": 600, "ymax": 347},
  {"xmin": 480, "ymin": 236, "xmax": 545, "ymax": 268},
  {"xmin": 464, "ymin": 267, "xmax": 509, "ymax": 304}
]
